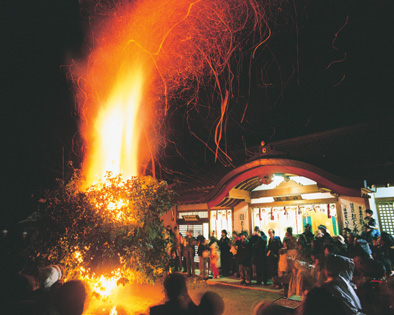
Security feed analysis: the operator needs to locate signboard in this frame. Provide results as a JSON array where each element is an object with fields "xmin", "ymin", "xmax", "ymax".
[
  {"xmin": 340, "ymin": 199, "xmax": 365, "ymax": 234},
  {"xmin": 182, "ymin": 215, "xmax": 199, "ymax": 221}
]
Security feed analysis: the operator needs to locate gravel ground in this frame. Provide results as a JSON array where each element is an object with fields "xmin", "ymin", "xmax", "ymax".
[{"xmin": 85, "ymin": 276, "xmax": 283, "ymax": 315}]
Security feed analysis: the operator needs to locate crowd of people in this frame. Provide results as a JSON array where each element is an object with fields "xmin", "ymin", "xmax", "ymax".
[
  {"xmin": 2, "ymin": 208, "xmax": 394, "ymax": 314},
  {"xmin": 164, "ymin": 209, "xmax": 394, "ymax": 314}
]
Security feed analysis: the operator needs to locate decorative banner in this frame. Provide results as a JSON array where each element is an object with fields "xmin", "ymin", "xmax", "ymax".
[{"xmin": 340, "ymin": 198, "xmax": 365, "ymax": 234}]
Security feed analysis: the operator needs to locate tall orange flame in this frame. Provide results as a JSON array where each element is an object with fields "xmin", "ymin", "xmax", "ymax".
[
  {"xmin": 83, "ymin": 64, "xmax": 145, "ymax": 185},
  {"xmin": 74, "ymin": 0, "xmax": 266, "ymax": 187}
]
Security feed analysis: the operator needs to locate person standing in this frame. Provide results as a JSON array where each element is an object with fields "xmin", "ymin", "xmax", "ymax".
[
  {"xmin": 183, "ymin": 230, "xmax": 196, "ymax": 277},
  {"xmin": 266, "ymin": 229, "xmax": 283, "ymax": 282},
  {"xmin": 210, "ymin": 242, "xmax": 221, "ymax": 279},
  {"xmin": 250, "ymin": 226, "xmax": 267, "ymax": 285},
  {"xmin": 237, "ymin": 232, "xmax": 252, "ymax": 285},
  {"xmin": 230, "ymin": 231, "xmax": 240, "ymax": 277},
  {"xmin": 302, "ymin": 224, "xmax": 314, "ymax": 245},
  {"xmin": 197, "ymin": 235, "xmax": 209, "ymax": 279},
  {"xmin": 283, "ymin": 227, "xmax": 296, "ymax": 248},
  {"xmin": 209, "ymin": 231, "xmax": 218, "ymax": 246},
  {"xmin": 173, "ymin": 226, "xmax": 183, "ymax": 272},
  {"xmin": 218, "ymin": 230, "xmax": 231, "ymax": 277}
]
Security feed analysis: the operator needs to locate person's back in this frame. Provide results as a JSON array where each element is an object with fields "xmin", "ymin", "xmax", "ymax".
[
  {"xmin": 321, "ymin": 254, "xmax": 363, "ymax": 315},
  {"xmin": 198, "ymin": 291, "xmax": 224, "ymax": 315},
  {"xmin": 150, "ymin": 273, "xmax": 198, "ymax": 315},
  {"xmin": 299, "ymin": 286, "xmax": 347, "ymax": 315}
]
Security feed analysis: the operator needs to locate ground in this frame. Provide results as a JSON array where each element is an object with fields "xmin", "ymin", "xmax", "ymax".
[{"xmin": 85, "ymin": 275, "xmax": 284, "ymax": 315}]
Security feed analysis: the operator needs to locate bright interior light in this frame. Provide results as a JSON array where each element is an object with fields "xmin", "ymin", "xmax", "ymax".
[
  {"xmin": 251, "ymin": 197, "xmax": 275, "ymax": 204},
  {"xmin": 301, "ymin": 192, "xmax": 333, "ymax": 200}
]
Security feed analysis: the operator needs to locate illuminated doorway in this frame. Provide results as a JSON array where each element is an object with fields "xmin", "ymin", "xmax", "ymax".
[
  {"xmin": 210, "ymin": 209, "xmax": 233, "ymax": 239},
  {"xmin": 252, "ymin": 203, "xmax": 338, "ymax": 240}
]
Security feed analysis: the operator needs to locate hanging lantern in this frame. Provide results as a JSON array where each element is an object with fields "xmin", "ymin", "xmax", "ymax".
[
  {"xmin": 271, "ymin": 208, "xmax": 274, "ymax": 220},
  {"xmin": 284, "ymin": 206, "xmax": 288, "ymax": 216},
  {"xmin": 327, "ymin": 204, "xmax": 331, "ymax": 218},
  {"xmin": 298, "ymin": 205, "xmax": 302, "ymax": 215}
]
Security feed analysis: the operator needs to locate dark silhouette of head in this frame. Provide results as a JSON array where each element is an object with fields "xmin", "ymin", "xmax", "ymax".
[
  {"xmin": 365, "ymin": 209, "xmax": 373, "ymax": 216},
  {"xmin": 55, "ymin": 280, "xmax": 86, "ymax": 315},
  {"xmin": 300, "ymin": 287, "xmax": 346, "ymax": 315},
  {"xmin": 199, "ymin": 291, "xmax": 224, "ymax": 315},
  {"xmin": 253, "ymin": 301, "xmax": 286, "ymax": 315},
  {"xmin": 164, "ymin": 273, "xmax": 187, "ymax": 301}
]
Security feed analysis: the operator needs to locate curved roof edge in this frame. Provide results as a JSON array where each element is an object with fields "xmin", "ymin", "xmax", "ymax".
[{"xmin": 196, "ymin": 158, "xmax": 362, "ymax": 207}]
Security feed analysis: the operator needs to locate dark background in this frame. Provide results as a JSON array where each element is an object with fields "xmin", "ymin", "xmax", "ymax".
[{"xmin": 1, "ymin": 0, "xmax": 393, "ymax": 226}]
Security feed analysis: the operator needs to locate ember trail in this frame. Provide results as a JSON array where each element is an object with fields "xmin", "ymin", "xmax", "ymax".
[{"xmin": 33, "ymin": 0, "xmax": 269, "ymax": 312}]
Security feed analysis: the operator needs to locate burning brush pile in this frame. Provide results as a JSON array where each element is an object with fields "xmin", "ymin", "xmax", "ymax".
[{"xmin": 32, "ymin": 170, "xmax": 176, "ymax": 301}]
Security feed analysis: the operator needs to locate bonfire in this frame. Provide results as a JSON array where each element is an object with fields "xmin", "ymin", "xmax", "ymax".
[{"xmin": 33, "ymin": 170, "xmax": 176, "ymax": 303}]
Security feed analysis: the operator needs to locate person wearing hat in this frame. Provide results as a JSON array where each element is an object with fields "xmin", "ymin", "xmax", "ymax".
[{"xmin": 317, "ymin": 224, "xmax": 333, "ymax": 245}]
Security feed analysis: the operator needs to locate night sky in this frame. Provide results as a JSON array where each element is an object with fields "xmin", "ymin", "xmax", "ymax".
[{"xmin": 1, "ymin": 0, "xmax": 393, "ymax": 226}]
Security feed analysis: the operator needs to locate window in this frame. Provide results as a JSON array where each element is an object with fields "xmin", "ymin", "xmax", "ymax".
[{"xmin": 377, "ymin": 202, "xmax": 394, "ymax": 235}]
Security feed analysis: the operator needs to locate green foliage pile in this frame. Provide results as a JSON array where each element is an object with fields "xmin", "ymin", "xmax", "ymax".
[{"xmin": 30, "ymin": 171, "xmax": 176, "ymax": 284}]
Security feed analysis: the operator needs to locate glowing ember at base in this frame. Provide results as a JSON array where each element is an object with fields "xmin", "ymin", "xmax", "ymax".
[{"xmin": 77, "ymin": 267, "xmax": 123, "ymax": 300}]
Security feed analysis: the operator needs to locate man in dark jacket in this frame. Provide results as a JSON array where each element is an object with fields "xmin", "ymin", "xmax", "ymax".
[
  {"xmin": 250, "ymin": 226, "xmax": 267, "ymax": 285},
  {"xmin": 237, "ymin": 232, "xmax": 252, "ymax": 285},
  {"xmin": 266, "ymin": 229, "xmax": 283, "ymax": 281},
  {"xmin": 218, "ymin": 230, "xmax": 231, "ymax": 277}
]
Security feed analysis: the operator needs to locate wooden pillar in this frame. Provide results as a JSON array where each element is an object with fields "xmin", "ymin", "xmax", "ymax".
[
  {"xmin": 336, "ymin": 200, "xmax": 343, "ymax": 233},
  {"xmin": 247, "ymin": 204, "xmax": 253, "ymax": 236}
]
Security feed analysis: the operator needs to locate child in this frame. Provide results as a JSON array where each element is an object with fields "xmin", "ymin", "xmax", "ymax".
[{"xmin": 210, "ymin": 242, "xmax": 221, "ymax": 279}]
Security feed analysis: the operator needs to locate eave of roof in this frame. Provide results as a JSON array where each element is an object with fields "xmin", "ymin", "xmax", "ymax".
[{"xmin": 170, "ymin": 118, "xmax": 394, "ymax": 206}]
